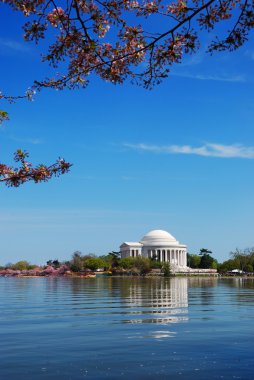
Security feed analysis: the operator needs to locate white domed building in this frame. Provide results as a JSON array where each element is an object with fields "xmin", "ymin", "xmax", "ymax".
[{"xmin": 120, "ymin": 229, "xmax": 187, "ymax": 270}]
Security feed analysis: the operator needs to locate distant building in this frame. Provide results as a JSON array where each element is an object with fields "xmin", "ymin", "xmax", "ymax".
[{"xmin": 120, "ymin": 229, "xmax": 187, "ymax": 270}]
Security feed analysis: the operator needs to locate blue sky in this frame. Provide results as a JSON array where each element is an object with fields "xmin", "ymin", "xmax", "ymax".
[{"xmin": 1, "ymin": 4, "xmax": 254, "ymax": 265}]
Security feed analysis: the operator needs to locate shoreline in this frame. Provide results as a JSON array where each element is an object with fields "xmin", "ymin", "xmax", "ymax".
[{"xmin": 1, "ymin": 272, "xmax": 254, "ymax": 279}]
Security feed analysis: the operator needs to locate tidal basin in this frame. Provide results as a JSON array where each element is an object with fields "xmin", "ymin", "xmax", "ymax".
[{"xmin": 0, "ymin": 277, "xmax": 254, "ymax": 379}]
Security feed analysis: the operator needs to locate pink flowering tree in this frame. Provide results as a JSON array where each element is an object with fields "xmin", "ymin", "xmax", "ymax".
[
  {"xmin": 0, "ymin": 150, "xmax": 71, "ymax": 187},
  {"xmin": 2, "ymin": 0, "xmax": 252, "ymax": 91},
  {"xmin": 1, "ymin": 0, "xmax": 253, "ymax": 185}
]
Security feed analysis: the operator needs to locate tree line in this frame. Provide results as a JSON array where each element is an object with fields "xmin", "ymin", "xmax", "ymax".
[
  {"xmin": 188, "ymin": 247, "xmax": 254, "ymax": 273},
  {"xmin": 0, "ymin": 251, "xmax": 171, "ymax": 276},
  {"xmin": 2, "ymin": 247, "xmax": 254, "ymax": 274},
  {"xmin": 68, "ymin": 251, "xmax": 171, "ymax": 276}
]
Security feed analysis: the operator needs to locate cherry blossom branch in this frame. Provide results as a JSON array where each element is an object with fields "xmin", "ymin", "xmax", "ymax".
[
  {"xmin": 2, "ymin": 0, "xmax": 252, "ymax": 91},
  {"xmin": 33, "ymin": 0, "xmax": 217, "ymax": 89},
  {"xmin": 0, "ymin": 150, "xmax": 72, "ymax": 187}
]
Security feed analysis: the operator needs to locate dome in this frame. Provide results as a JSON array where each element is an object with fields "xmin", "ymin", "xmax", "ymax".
[{"xmin": 140, "ymin": 229, "xmax": 178, "ymax": 246}]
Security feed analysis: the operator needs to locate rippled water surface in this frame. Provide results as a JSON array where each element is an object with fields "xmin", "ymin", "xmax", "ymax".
[{"xmin": 1, "ymin": 277, "xmax": 254, "ymax": 379}]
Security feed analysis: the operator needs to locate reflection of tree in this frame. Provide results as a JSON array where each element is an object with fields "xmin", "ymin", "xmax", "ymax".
[
  {"xmin": 222, "ymin": 278, "xmax": 254, "ymax": 304},
  {"xmin": 232, "ymin": 278, "xmax": 254, "ymax": 290},
  {"xmin": 187, "ymin": 277, "xmax": 218, "ymax": 306},
  {"xmin": 188, "ymin": 277, "xmax": 254, "ymax": 306},
  {"xmin": 188, "ymin": 277, "xmax": 218, "ymax": 288},
  {"xmin": 118, "ymin": 278, "xmax": 189, "ymax": 324}
]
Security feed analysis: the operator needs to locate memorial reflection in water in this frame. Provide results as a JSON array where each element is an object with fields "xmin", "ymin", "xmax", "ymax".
[{"xmin": 120, "ymin": 278, "xmax": 189, "ymax": 325}]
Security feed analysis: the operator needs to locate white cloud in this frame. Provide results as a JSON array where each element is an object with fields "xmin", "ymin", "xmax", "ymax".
[
  {"xmin": 180, "ymin": 51, "xmax": 204, "ymax": 67},
  {"xmin": 9, "ymin": 135, "xmax": 43, "ymax": 145},
  {"xmin": 0, "ymin": 38, "xmax": 30, "ymax": 53},
  {"xmin": 244, "ymin": 49, "xmax": 254, "ymax": 61},
  {"xmin": 172, "ymin": 72, "xmax": 246, "ymax": 83},
  {"xmin": 124, "ymin": 143, "xmax": 254, "ymax": 159}
]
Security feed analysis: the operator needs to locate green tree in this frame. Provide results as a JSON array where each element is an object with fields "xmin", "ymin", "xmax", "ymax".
[
  {"xmin": 162, "ymin": 262, "xmax": 171, "ymax": 277},
  {"xmin": 120, "ymin": 257, "xmax": 135, "ymax": 270},
  {"xmin": 199, "ymin": 248, "xmax": 218, "ymax": 269},
  {"xmin": 47, "ymin": 259, "xmax": 60, "ymax": 269},
  {"xmin": 11, "ymin": 261, "xmax": 30, "ymax": 270},
  {"xmin": 244, "ymin": 264, "xmax": 253, "ymax": 273},
  {"xmin": 132, "ymin": 257, "xmax": 151, "ymax": 275},
  {"xmin": 199, "ymin": 254, "xmax": 215, "ymax": 269},
  {"xmin": 107, "ymin": 251, "xmax": 121, "ymax": 270},
  {"xmin": 70, "ymin": 251, "xmax": 84, "ymax": 272},
  {"xmin": 199, "ymin": 248, "xmax": 217, "ymax": 269},
  {"xmin": 52, "ymin": 259, "xmax": 60, "ymax": 269},
  {"xmin": 200, "ymin": 248, "xmax": 213, "ymax": 255},
  {"xmin": 230, "ymin": 248, "xmax": 251, "ymax": 271},
  {"xmin": 149, "ymin": 260, "xmax": 163, "ymax": 269},
  {"xmin": 187, "ymin": 254, "xmax": 201, "ymax": 268},
  {"xmin": 211, "ymin": 261, "xmax": 218, "ymax": 270},
  {"xmin": 84, "ymin": 257, "xmax": 106, "ymax": 271},
  {"xmin": 218, "ymin": 258, "xmax": 241, "ymax": 272}
]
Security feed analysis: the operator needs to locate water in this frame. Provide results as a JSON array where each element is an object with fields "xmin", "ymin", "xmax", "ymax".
[{"xmin": 0, "ymin": 277, "xmax": 254, "ymax": 379}]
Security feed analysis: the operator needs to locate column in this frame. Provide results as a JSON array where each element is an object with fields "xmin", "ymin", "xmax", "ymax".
[{"xmin": 158, "ymin": 250, "xmax": 161, "ymax": 262}]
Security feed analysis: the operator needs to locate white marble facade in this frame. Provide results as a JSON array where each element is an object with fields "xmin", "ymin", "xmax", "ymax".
[{"xmin": 120, "ymin": 229, "xmax": 187, "ymax": 269}]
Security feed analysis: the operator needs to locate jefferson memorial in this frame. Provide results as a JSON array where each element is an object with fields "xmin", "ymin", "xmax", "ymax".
[{"xmin": 120, "ymin": 229, "xmax": 187, "ymax": 269}]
